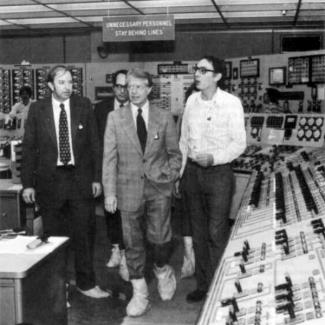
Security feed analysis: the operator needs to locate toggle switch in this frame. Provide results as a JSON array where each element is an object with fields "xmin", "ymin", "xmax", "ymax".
[
  {"xmin": 285, "ymin": 275, "xmax": 292, "ymax": 287},
  {"xmin": 287, "ymin": 303, "xmax": 296, "ymax": 319},
  {"xmin": 282, "ymin": 242, "xmax": 290, "ymax": 255},
  {"xmin": 239, "ymin": 263, "xmax": 246, "ymax": 274},
  {"xmin": 231, "ymin": 298, "xmax": 239, "ymax": 313},
  {"xmin": 235, "ymin": 280, "xmax": 242, "ymax": 293},
  {"xmin": 242, "ymin": 250, "xmax": 248, "ymax": 262},
  {"xmin": 257, "ymin": 282, "xmax": 263, "ymax": 293},
  {"xmin": 244, "ymin": 240, "xmax": 250, "ymax": 251},
  {"xmin": 229, "ymin": 306, "xmax": 237, "ymax": 322}
]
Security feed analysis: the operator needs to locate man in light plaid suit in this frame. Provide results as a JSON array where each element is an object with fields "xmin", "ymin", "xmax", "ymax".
[{"xmin": 102, "ymin": 68, "xmax": 181, "ymax": 317}]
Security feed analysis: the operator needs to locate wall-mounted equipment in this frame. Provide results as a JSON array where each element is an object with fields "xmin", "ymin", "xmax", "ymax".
[
  {"xmin": 240, "ymin": 58, "xmax": 260, "ymax": 78},
  {"xmin": 157, "ymin": 62, "xmax": 189, "ymax": 75},
  {"xmin": 224, "ymin": 61, "xmax": 232, "ymax": 79},
  {"xmin": 269, "ymin": 67, "xmax": 286, "ymax": 86}
]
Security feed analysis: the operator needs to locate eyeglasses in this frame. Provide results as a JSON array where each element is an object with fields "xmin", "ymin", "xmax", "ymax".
[
  {"xmin": 127, "ymin": 84, "xmax": 148, "ymax": 91},
  {"xmin": 115, "ymin": 84, "xmax": 127, "ymax": 91},
  {"xmin": 193, "ymin": 65, "xmax": 215, "ymax": 75}
]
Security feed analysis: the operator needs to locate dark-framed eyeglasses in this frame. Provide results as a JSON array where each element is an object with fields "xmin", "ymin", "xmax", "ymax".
[
  {"xmin": 193, "ymin": 65, "xmax": 215, "ymax": 75},
  {"xmin": 114, "ymin": 84, "xmax": 127, "ymax": 91}
]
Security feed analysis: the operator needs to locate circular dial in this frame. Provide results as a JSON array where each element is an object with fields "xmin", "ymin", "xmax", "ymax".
[
  {"xmin": 305, "ymin": 129, "xmax": 312, "ymax": 139},
  {"xmin": 297, "ymin": 129, "xmax": 305, "ymax": 139},
  {"xmin": 300, "ymin": 117, "xmax": 307, "ymax": 126},
  {"xmin": 308, "ymin": 117, "xmax": 315, "ymax": 126},
  {"xmin": 316, "ymin": 118, "xmax": 323, "ymax": 126},
  {"xmin": 313, "ymin": 129, "xmax": 321, "ymax": 140}
]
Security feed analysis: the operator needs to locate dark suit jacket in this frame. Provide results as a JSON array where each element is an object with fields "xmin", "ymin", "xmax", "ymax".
[
  {"xmin": 94, "ymin": 98, "xmax": 114, "ymax": 179},
  {"xmin": 21, "ymin": 95, "xmax": 101, "ymax": 202},
  {"xmin": 94, "ymin": 98, "xmax": 114, "ymax": 152}
]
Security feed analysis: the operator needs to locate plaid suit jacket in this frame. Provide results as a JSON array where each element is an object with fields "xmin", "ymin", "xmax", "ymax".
[{"xmin": 102, "ymin": 103, "xmax": 181, "ymax": 212}]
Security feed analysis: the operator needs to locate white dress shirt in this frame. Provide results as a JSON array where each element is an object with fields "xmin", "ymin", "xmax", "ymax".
[
  {"xmin": 179, "ymin": 88, "xmax": 246, "ymax": 175},
  {"xmin": 52, "ymin": 97, "xmax": 75, "ymax": 166},
  {"xmin": 114, "ymin": 98, "xmax": 129, "ymax": 111},
  {"xmin": 130, "ymin": 100, "xmax": 149, "ymax": 130}
]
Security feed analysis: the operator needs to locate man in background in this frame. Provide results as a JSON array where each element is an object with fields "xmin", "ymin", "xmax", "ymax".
[
  {"xmin": 21, "ymin": 65, "xmax": 109, "ymax": 299},
  {"xmin": 94, "ymin": 69, "xmax": 129, "ymax": 280},
  {"xmin": 103, "ymin": 68, "xmax": 181, "ymax": 317},
  {"xmin": 9, "ymin": 85, "xmax": 34, "ymax": 121}
]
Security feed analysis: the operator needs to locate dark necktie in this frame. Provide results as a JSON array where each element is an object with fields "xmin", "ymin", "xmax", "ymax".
[
  {"xmin": 59, "ymin": 103, "xmax": 71, "ymax": 165},
  {"xmin": 137, "ymin": 108, "xmax": 147, "ymax": 153}
]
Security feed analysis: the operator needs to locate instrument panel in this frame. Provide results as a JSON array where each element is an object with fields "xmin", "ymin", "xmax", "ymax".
[
  {"xmin": 198, "ymin": 141, "xmax": 325, "ymax": 325},
  {"xmin": 246, "ymin": 114, "xmax": 325, "ymax": 148}
]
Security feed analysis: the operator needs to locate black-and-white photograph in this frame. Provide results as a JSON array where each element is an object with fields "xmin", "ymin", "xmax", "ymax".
[{"xmin": 0, "ymin": 2, "xmax": 325, "ymax": 325}]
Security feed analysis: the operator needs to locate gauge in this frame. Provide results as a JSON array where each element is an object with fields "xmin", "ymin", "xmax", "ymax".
[
  {"xmin": 297, "ymin": 129, "xmax": 305, "ymax": 139},
  {"xmin": 313, "ymin": 129, "xmax": 321, "ymax": 140},
  {"xmin": 316, "ymin": 117, "xmax": 323, "ymax": 126},
  {"xmin": 308, "ymin": 117, "xmax": 315, "ymax": 126},
  {"xmin": 299, "ymin": 117, "xmax": 307, "ymax": 126},
  {"xmin": 305, "ymin": 129, "xmax": 312, "ymax": 139}
]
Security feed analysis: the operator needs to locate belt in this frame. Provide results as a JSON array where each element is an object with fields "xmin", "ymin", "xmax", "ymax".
[
  {"xmin": 56, "ymin": 164, "xmax": 75, "ymax": 171},
  {"xmin": 187, "ymin": 158, "xmax": 230, "ymax": 169}
]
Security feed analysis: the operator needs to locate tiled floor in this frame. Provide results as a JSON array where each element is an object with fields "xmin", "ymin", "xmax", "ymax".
[{"xmin": 67, "ymin": 205, "xmax": 204, "ymax": 325}]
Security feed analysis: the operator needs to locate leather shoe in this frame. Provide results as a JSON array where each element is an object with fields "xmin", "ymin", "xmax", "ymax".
[
  {"xmin": 77, "ymin": 285, "xmax": 111, "ymax": 298},
  {"xmin": 186, "ymin": 289, "xmax": 207, "ymax": 303}
]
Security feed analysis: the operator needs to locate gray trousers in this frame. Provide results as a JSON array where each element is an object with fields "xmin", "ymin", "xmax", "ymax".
[{"xmin": 121, "ymin": 180, "xmax": 173, "ymax": 279}]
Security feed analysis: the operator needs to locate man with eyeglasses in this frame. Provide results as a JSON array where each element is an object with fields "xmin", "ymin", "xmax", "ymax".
[
  {"xmin": 179, "ymin": 56, "xmax": 246, "ymax": 303},
  {"xmin": 102, "ymin": 68, "xmax": 181, "ymax": 317},
  {"xmin": 94, "ymin": 69, "xmax": 129, "ymax": 281}
]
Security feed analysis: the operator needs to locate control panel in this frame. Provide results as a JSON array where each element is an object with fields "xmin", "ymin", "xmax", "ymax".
[
  {"xmin": 246, "ymin": 114, "xmax": 325, "ymax": 148},
  {"xmin": 198, "ymin": 147, "xmax": 325, "ymax": 325}
]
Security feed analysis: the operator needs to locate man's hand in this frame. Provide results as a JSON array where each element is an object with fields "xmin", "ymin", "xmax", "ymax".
[
  {"xmin": 195, "ymin": 153, "xmax": 214, "ymax": 167},
  {"xmin": 105, "ymin": 196, "xmax": 117, "ymax": 213},
  {"xmin": 92, "ymin": 182, "xmax": 102, "ymax": 198},
  {"xmin": 22, "ymin": 188, "xmax": 36, "ymax": 204}
]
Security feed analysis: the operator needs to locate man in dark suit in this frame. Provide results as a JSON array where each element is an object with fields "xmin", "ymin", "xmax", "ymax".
[
  {"xmin": 21, "ymin": 65, "xmax": 109, "ymax": 299},
  {"xmin": 94, "ymin": 69, "xmax": 128, "ymax": 279},
  {"xmin": 103, "ymin": 68, "xmax": 181, "ymax": 317}
]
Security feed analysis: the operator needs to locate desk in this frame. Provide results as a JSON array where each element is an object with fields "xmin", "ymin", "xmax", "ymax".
[
  {"xmin": 0, "ymin": 236, "xmax": 69, "ymax": 325},
  {"xmin": 0, "ymin": 179, "xmax": 23, "ymax": 230}
]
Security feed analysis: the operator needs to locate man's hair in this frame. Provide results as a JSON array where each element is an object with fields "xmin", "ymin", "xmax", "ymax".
[
  {"xmin": 47, "ymin": 65, "xmax": 71, "ymax": 83},
  {"xmin": 19, "ymin": 85, "xmax": 32, "ymax": 97},
  {"xmin": 127, "ymin": 68, "xmax": 153, "ymax": 88},
  {"xmin": 200, "ymin": 55, "xmax": 225, "ymax": 74},
  {"xmin": 112, "ymin": 69, "xmax": 128, "ymax": 86}
]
